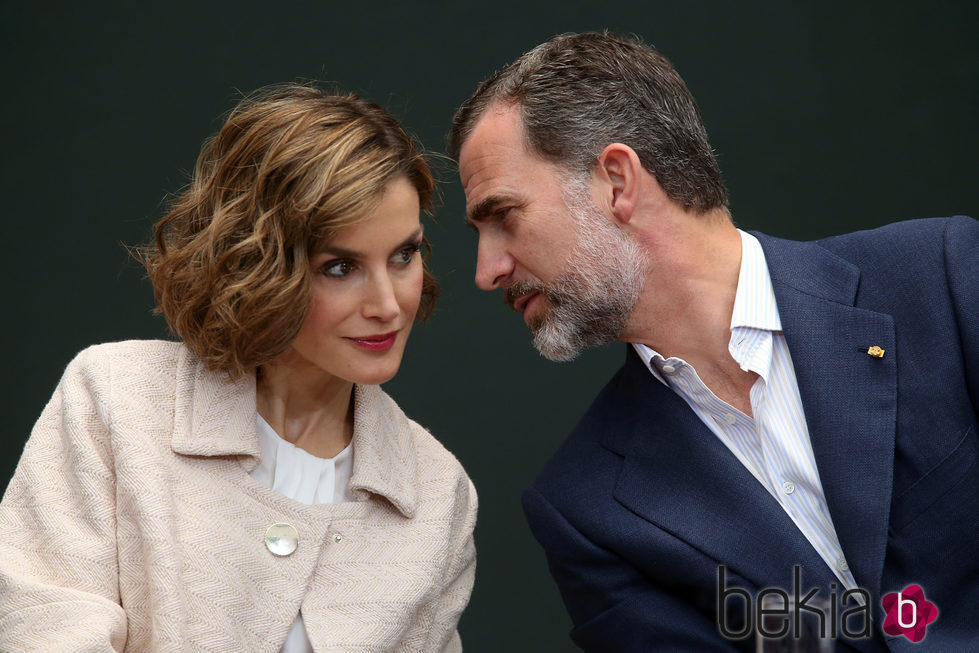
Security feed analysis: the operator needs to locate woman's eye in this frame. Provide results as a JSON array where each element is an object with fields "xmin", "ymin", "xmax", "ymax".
[
  {"xmin": 395, "ymin": 245, "xmax": 421, "ymax": 265},
  {"xmin": 323, "ymin": 260, "xmax": 355, "ymax": 277}
]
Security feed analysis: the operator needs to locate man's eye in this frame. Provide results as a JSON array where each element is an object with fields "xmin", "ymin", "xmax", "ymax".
[{"xmin": 323, "ymin": 260, "xmax": 355, "ymax": 277}]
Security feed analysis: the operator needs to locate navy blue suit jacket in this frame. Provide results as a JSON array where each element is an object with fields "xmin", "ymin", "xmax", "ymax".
[{"xmin": 523, "ymin": 217, "xmax": 979, "ymax": 652}]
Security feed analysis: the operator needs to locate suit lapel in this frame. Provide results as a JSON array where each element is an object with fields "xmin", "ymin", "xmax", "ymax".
[
  {"xmin": 757, "ymin": 232, "xmax": 896, "ymax": 604},
  {"xmin": 606, "ymin": 349, "xmax": 838, "ymax": 592}
]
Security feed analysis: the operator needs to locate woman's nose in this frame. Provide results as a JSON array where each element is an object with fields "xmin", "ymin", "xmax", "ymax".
[{"xmin": 362, "ymin": 273, "xmax": 401, "ymax": 321}]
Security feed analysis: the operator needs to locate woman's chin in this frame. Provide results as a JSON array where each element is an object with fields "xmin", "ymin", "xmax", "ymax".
[
  {"xmin": 352, "ymin": 371, "xmax": 398, "ymax": 386},
  {"xmin": 344, "ymin": 357, "xmax": 404, "ymax": 386}
]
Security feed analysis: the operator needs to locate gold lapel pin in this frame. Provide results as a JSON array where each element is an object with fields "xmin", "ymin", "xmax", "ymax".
[{"xmin": 865, "ymin": 345, "xmax": 885, "ymax": 358}]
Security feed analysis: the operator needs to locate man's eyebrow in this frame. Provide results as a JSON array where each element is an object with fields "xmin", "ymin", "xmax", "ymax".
[{"xmin": 465, "ymin": 196, "xmax": 510, "ymax": 227}]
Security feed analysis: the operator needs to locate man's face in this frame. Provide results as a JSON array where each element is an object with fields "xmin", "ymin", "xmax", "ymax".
[{"xmin": 459, "ymin": 103, "xmax": 645, "ymax": 360}]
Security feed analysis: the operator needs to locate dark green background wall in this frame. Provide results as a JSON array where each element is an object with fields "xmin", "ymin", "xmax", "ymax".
[{"xmin": 2, "ymin": 2, "xmax": 977, "ymax": 650}]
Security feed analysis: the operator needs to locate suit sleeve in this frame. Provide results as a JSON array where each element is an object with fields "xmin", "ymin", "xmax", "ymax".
[
  {"xmin": 0, "ymin": 350, "xmax": 127, "ymax": 651},
  {"xmin": 523, "ymin": 485, "xmax": 742, "ymax": 652},
  {"xmin": 944, "ymin": 215, "xmax": 979, "ymax": 419}
]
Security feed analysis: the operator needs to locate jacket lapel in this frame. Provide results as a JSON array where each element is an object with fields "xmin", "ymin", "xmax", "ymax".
[
  {"xmin": 756, "ymin": 232, "xmax": 896, "ymax": 604},
  {"xmin": 606, "ymin": 349, "xmax": 838, "ymax": 592},
  {"xmin": 348, "ymin": 384, "xmax": 419, "ymax": 518},
  {"xmin": 170, "ymin": 346, "xmax": 262, "ymax": 469}
]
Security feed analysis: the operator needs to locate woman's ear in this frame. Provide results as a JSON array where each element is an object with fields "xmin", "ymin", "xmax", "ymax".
[{"xmin": 596, "ymin": 143, "xmax": 644, "ymax": 224}]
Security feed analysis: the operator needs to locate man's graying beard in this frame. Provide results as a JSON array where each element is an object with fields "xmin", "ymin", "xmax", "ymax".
[{"xmin": 504, "ymin": 180, "xmax": 647, "ymax": 361}]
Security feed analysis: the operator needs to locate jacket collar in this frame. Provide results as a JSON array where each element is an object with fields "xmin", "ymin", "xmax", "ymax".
[
  {"xmin": 752, "ymin": 231, "xmax": 859, "ymax": 305},
  {"xmin": 170, "ymin": 346, "xmax": 419, "ymax": 518}
]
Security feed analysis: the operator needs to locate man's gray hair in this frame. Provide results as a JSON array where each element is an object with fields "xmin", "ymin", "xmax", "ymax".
[{"xmin": 449, "ymin": 31, "xmax": 728, "ymax": 214}]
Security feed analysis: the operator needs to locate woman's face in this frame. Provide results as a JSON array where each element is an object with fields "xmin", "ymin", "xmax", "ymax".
[{"xmin": 286, "ymin": 176, "xmax": 424, "ymax": 386}]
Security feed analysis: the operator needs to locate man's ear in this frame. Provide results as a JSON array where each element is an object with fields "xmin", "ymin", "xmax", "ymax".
[{"xmin": 596, "ymin": 143, "xmax": 643, "ymax": 224}]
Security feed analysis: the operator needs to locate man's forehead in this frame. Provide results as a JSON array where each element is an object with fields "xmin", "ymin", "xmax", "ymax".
[
  {"xmin": 460, "ymin": 103, "xmax": 551, "ymax": 201},
  {"xmin": 470, "ymin": 101, "xmax": 525, "ymax": 144},
  {"xmin": 460, "ymin": 104, "xmax": 526, "ymax": 172}
]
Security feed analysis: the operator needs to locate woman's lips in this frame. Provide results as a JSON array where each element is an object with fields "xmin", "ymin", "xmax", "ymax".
[{"xmin": 346, "ymin": 331, "xmax": 398, "ymax": 352}]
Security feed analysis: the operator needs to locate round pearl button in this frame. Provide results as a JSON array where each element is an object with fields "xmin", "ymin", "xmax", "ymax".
[
  {"xmin": 724, "ymin": 413, "xmax": 737, "ymax": 425},
  {"xmin": 265, "ymin": 523, "xmax": 299, "ymax": 557},
  {"xmin": 838, "ymin": 558, "xmax": 849, "ymax": 572},
  {"xmin": 662, "ymin": 364, "xmax": 677, "ymax": 374},
  {"xmin": 782, "ymin": 481, "xmax": 796, "ymax": 494}
]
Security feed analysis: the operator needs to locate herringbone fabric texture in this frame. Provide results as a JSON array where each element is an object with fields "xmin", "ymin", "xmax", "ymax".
[{"xmin": 0, "ymin": 340, "xmax": 476, "ymax": 652}]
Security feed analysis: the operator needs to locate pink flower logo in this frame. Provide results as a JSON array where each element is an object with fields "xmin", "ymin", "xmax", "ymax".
[{"xmin": 881, "ymin": 585, "xmax": 938, "ymax": 642}]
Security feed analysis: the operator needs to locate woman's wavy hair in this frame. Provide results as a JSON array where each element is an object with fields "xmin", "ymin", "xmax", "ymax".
[{"xmin": 140, "ymin": 84, "xmax": 438, "ymax": 378}]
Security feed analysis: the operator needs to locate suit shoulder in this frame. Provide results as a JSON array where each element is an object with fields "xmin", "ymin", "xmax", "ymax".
[
  {"xmin": 815, "ymin": 216, "xmax": 975, "ymax": 256},
  {"xmin": 813, "ymin": 217, "xmax": 976, "ymax": 293},
  {"xmin": 529, "ymin": 355, "xmax": 638, "ymax": 498}
]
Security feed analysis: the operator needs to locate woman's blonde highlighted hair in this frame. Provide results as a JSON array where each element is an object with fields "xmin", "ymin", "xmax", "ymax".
[{"xmin": 141, "ymin": 84, "xmax": 437, "ymax": 377}]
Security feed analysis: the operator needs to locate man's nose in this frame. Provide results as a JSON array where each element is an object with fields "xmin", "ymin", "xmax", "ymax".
[{"xmin": 474, "ymin": 236, "xmax": 514, "ymax": 291}]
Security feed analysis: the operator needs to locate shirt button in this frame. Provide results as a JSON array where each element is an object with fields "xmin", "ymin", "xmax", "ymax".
[
  {"xmin": 838, "ymin": 558, "xmax": 849, "ymax": 572},
  {"xmin": 662, "ymin": 364, "xmax": 676, "ymax": 374},
  {"xmin": 782, "ymin": 481, "xmax": 796, "ymax": 494},
  {"xmin": 265, "ymin": 523, "xmax": 299, "ymax": 556},
  {"xmin": 724, "ymin": 413, "xmax": 737, "ymax": 425}
]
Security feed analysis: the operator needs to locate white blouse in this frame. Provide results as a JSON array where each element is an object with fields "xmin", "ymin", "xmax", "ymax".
[{"xmin": 250, "ymin": 414, "xmax": 356, "ymax": 653}]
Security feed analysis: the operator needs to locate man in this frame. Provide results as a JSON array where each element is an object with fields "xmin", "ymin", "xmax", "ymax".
[{"xmin": 449, "ymin": 32, "xmax": 978, "ymax": 651}]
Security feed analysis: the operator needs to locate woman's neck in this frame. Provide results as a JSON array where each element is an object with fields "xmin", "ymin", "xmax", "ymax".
[{"xmin": 255, "ymin": 350, "xmax": 354, "ymax": 458}]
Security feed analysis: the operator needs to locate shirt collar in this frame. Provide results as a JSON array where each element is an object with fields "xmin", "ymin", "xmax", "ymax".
[
  {"xmin": 730, "ymin": 229, "xmax": 782, "ymax": 332},
  {"xmin": 170, "ymin": 346, "xmax": 419, "ymax": 518},
  {"xmin": 631, "ymin": 342, "xmax": 668, "ymax": 385}
]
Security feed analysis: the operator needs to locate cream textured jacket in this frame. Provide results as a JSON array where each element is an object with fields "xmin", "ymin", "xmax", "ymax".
[{"xmin": 0, "ymin": 341, "xmax": 477, "ymax": 652}]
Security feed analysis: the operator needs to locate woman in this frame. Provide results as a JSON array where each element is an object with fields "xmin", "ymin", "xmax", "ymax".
[{"xmin": 0, "ymin": 85, "xmax": 476, "ymax": 651}]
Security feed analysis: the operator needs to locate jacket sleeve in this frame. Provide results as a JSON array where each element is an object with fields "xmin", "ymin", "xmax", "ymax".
[
  {"xmin": 421, "ymin": 475, "xmax": 478, "ymax": 653},
  {"xmin": 523, "ymin": 485, "xmax": 743, "ymax": 653},
  {"xmin": 944, "ymin": 215, "xmax": 979, "ymax": 419},
  {"xmin": 0, "ymin": 349, "xmax": 127, "ymax": 651}
]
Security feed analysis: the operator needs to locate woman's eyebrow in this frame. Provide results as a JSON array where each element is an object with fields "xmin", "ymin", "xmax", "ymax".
[{"xmin": 320, "ymin": 227, "xmax": 424, "ymax": 259}]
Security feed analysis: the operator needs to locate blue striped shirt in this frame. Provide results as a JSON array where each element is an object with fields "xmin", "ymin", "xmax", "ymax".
[{"xmin": 632, "ymin": 230, "xmax": 858, "ymax": 589}]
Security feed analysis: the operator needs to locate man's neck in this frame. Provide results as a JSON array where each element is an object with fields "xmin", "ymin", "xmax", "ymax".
[{"xmin": 621, "ymin": 211, "xmax": 754, "ymax": 407}]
